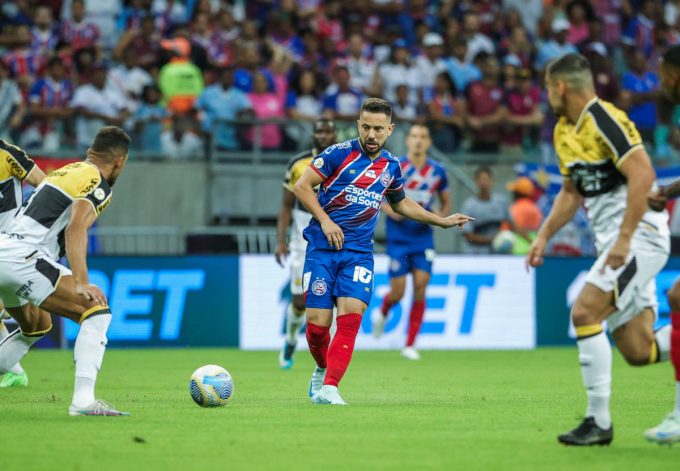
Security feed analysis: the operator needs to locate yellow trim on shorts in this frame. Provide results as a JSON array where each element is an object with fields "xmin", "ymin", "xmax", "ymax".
[
  {"xmin": 21, "ymin": 323, "xmax": 53, "ymax": 337},
  {"xmin": 80, "ymin": 305, "xmax": 111, "ymax": 324},
  {"xmin": 575, "ymin": 324, "xmax": 604, "ymax": 339}
]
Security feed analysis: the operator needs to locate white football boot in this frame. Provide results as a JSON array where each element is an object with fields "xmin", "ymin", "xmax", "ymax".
[
  {"xmin": 644, "ymin": 413, "xmax": 680, "ymax": 444},
  {"xmin": 312, "ymin": 385, "xmax": 347, "ymax": 405},
  {"xmin": 69, "ymin": 400, "xmax": 130, "ymax": 416},
  {"xmin": 401, "ymin": 347, "xmax": 421, "ymax": 361},
  {"xmin": 308, "ymin": 366, "xmax": 326, "ymax": 398}
]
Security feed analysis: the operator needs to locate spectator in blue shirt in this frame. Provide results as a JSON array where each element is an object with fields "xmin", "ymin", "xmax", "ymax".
[
  {"xmin": 621, "ymin": 50, "xmax": 660, "ymax": 146},
  {"xmin": 195, "ymin": 67, "xmax": 253, "ymax": 151},
  {"xmin": 322, "ymin": 66, "xmax": 364, "ymax": 122},
  {"xmin": 134, "ymin": 84, "xmax": 169, "ymax": 154},
  {"xmin": 534, "ymin": 18, "xmax": 578, "ymax": 70},
  {"xmin": 445, "ymin": 38, "xmax": 481, "ymax": 94}
]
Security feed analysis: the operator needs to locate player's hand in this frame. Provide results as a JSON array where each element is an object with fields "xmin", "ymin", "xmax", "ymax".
[
  {"xmin": 648, "ymin": 186, "xmax": 667, "ymax": 212},
  {"xmin": 525, "ymin": 235, "xmax": 547, "ymax": 271},
  {"xmin": 321, "ymin": 218, "xmax": 344, "ymax": 250},
  {"xmin": 441, "ymin": 213, "xmax": 474, "ymax": 229},
  {"xmin": 602, "ymin": 236, "xmax": 630, "ymax": 273},
  {"xmin": 75, "ymin": 283, "xmax": 107, "ymax": 306},
  {"xmin": 275, "ymin": 242, "xmax": 288, "ymax": 267}
]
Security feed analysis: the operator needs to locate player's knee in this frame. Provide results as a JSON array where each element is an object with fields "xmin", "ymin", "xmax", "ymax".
[
  {"xmin": 668, "ymin": 285, "xmax": 680, "ymax": 312},
  {"xmin": 571, "ymin": 303, "xmax": 598, "ymax": 327}
]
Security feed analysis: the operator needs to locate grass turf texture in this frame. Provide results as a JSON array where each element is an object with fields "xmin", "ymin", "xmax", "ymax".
[{"xmin": 1, "ymin": 348, "xmax": 678, "ymax": 470}]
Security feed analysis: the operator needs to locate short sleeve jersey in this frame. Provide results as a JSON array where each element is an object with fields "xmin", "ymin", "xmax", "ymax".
[
  {"xmin": 0, "ymin": 140, "xmax": 36, "ymax": 230},
  {"xmin": 553, "ymin": 97, "xmax": 652, "ymax": 249},
  {"xmin": 305, "ymin": 139, "xmax": 405, "ymax": 252},
  {"xmin": 10, "ymin": 161, "xmax": 112, "ymax": 260},
  {"xmin": 386, "ymin": 156, "xmax": 449, "ymax": 248}
]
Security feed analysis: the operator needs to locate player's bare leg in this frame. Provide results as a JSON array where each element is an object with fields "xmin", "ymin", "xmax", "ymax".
[
  {"xmin": 559, "ymin": 282, "xmax": 614, "ymax": 446},
  {"xmin": 280, "ymin": 294, "xmax": 306, "ymax": 369},
  {"xmin": 402, "ymin": 270, "xmax": 430, "ymax": 361},
  {"xmin": 0, "ymin": 302, "xmax": 29, "ymax": 387},
  {"xmin": 612, "ymin": 309, "xmax": 662, "ymax": 366},
  {"xmin": 374, "ymin": 276, "xmax": 405, "ymax": 339},
  {"xmin": 38, "ymin": 276, "xmax": 128, "ymax": 416},
  {"xmin": 645, "ymin": 279, "xmax": 680, "ymax": 444}
]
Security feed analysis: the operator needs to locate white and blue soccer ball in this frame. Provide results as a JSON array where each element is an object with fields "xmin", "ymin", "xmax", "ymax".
[
  {"xmin": 189, "ymin": 365, "xmax": 234, "ymax": 407},
  {"xmin": 491, "ymin": 230, "xmax": 516, "ymax": 254}
]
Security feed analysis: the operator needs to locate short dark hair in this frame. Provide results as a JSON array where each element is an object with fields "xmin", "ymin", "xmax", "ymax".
[
  {"xmin": 360, "ymin": 98, "xmax": 392, "ymax": 120},
  {"xmin": 664, "ymin": 45, "xmax": 680, "ymax": 68},
  {"xmin": 474, "ymin": 166, "xmax": 492, "ymax": 179},
  {"xmin": 546, "ymin": 53, "xmax": 594, "ymax": 90},
  {"xmin": 91, "ymin": 126, "xmax": 131, "ymax": 159}
]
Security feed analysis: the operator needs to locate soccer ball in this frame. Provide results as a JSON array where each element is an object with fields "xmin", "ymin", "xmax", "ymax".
[
  {"xmin": 189, "ymin": 365, "xmax": 234, "ymax": 407},
  {"xmin": 491, "ymin": 230, "xmax": 515, "ymax": 254}
]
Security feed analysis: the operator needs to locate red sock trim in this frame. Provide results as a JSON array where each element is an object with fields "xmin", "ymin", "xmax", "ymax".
[
  {"xmin": 306, "ymin": 322, "xmax": 330, "ymax": 369},
  {"xmin": 406, "ymin": 300, "xmax": 426, "ymax": 347},
  {"xmin": 324, "ymin": 313, "xmax": 362, "ymax": 387},
  {"xmin": 671, "ymin": 313, "xmax": 680, "ymax": 381},
  {"xmin": 381, "ymin": 294, "xmax": 395, "ymax": 317}
]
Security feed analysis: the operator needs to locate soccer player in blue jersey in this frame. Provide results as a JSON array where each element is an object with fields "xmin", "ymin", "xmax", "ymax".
[
  {"xmin": 372, "ymin": 124, "xmax": 451, "ymax": 361},
  {"xmin": 293, "ymin": 98, "xmax": 473, "ymax": 405}
]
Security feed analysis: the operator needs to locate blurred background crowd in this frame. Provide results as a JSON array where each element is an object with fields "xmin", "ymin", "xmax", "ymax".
[{"xmin": 0, "ymin": 0, "xmax": 678, "ymax": 163}]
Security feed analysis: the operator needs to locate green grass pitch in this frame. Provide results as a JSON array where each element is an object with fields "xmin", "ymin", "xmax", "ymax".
[{"xmin": 1, "ymin": 348, "xmax": 678, "ymax": 470}]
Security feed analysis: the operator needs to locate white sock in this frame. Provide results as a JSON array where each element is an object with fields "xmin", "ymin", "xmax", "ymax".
[
  {"xmin": 72, "ymin": 313, "xmax": 111, "ymax": 408},
  {"xmin": 285, "ymin": 304, "xmax": 305, "ymax": 345},
  {"xmin": 0, "ymin": 330, "xmax": 41, "ymax": 373},
  {"xmin": 1, "ymin": 321, "xmax": 26, "ymax": 374},
  {"xmin": 577, "ymin": 331, "xmax": 612, "ymax": 429},
  {"xmin": 675, "ymin": 382, "xmax": 680, "ymax": 416},
  {"xmin": 655, "ymin": 325, "xmax": 671, "ymax": 362}
]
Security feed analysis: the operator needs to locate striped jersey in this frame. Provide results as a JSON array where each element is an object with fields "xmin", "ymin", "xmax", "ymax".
[
  {"xmin": 7, "ymin": 161, "xmax": 112, "ymax": 261},
  {"xmin": 305, "ymin": 139, "xmax": 405, "ymax": 252},
  {"xmin": 386, "ymin": 156, "xmax": 449, "ymax": 248},
  {"xmin": 0, "ymin": 140, "xmax": 36, "ymax": 230}
]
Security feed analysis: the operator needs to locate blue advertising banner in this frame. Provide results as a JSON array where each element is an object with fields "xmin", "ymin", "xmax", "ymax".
[
  {"xmin": 536, "ymin": 257, "xmax": 679, "ymax": 345},
  {"xmin": 64, "ymin": 256, "xmax": 239, "ymax": 347}
]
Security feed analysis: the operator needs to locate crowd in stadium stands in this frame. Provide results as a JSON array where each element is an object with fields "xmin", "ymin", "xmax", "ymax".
[{"xmin": 0, "ymin": 0, "xmax": 677, "ymax": 162}]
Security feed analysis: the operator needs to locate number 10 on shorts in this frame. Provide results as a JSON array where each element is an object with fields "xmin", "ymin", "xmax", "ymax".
[{"xmin": 353, "ymin": 266, "xmax": 373, "ymax": 284}]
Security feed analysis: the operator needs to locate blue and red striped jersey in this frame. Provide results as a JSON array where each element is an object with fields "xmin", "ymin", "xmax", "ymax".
[
  {"xmin": 305, "ymin": 139, "xmax": 405, "ymax": 253},
  {"xmin": 386, "ymin": 156, "xmax": 449, "ymax": 248}
]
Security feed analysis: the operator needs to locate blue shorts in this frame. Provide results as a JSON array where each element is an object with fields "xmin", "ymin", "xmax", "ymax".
[
  {"xmin": 303, "ymin": 247, "xmax": 375, "ymax": 309},
  {"xmin": 387, "ymin": 246, "xmax": 435, "ymax": 278}
]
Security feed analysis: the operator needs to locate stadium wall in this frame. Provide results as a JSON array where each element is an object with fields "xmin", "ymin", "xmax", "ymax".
[{"xmin": 35, "ymin": 255, "xmax": 675, "ymax": 349}]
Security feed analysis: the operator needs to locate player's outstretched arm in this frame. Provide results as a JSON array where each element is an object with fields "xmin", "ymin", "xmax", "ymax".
[
  {"xmin": 293, "ymin": 166, "xmax": 344, "ymax": 250},
  {"xmin": 275, "ymin": 188, "xmax": 295, "ymax": 266},
  {"xmin": 526, "ymin": 178, "xmax": 582, "ymax": 270},
  {"xmin": 65, "ymin": 199, "xmax": 107, "ymax": 305},
  {"xmin": 390, "ymin": 196, "xmax": 474, "ymax": 229}
]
